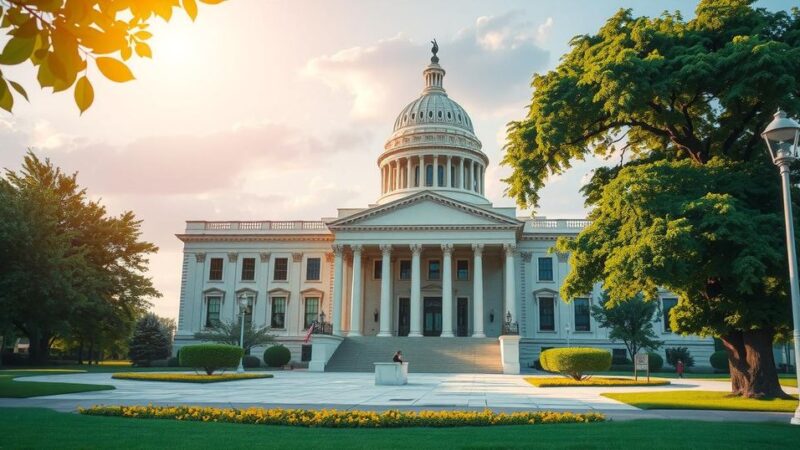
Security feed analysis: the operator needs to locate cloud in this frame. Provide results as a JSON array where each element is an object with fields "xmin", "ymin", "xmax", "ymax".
[{"xmin": 304, "ymin": 12, "xmax": 551, "ymax": 121}]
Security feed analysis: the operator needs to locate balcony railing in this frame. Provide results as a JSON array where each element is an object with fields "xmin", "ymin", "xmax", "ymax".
[
  {"xmin": 528, "ymin": 219, "xmax": 590, "ymax": 230},
  {"xmin": 197, "ymin": 221, "xmax": 328, "ymax": 231}
]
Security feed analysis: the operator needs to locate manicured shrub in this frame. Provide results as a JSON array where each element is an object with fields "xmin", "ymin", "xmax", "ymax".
[
  {"xmin": 525, "ymin": 376, "xmax": 670, "ymax": 387},
  {"xmin": 263, "ymin": 345, "xmax": 291, "ymax": 367},
  {"xmin": 111, "ymin": 372, "xmax": 272, "ymax": 383},
  {"xmin": 243, "ymin": 355, "xmax": 262, "ymax": 368},
  {"xmin": 179, "ymin": 344, "xmax": 243, "ymax": 375},
  {"xmin": 129, "ymin": 313, "xmax": 172, "ymax": 367},
  {"xmin": 665, "ymin": 347, "xmax": 695, "ymax": 368},
  {"xmin": 647, "ymin": 352, "xmax": 664, "ymax": 371},
  {"xmin": 539, "ymin": 347, "xmax": 611, "ymax": 381},
  {"xmin": 710, "ymin": 350, "xmax": 729, "ymax": 372},
  {"xmin": 167, "ymin": 356, "xmax": 180, "ymax": 367}
]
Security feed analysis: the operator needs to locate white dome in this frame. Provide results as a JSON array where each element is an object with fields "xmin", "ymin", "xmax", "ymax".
[{"xmin": 392, "ymin": 92, "xmax": 474, "ymax": 134}]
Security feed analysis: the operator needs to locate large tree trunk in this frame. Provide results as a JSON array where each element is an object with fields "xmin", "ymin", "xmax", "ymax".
[
  {"xmin": 721, "ymin": 329, "xmax": 787, "ymax": 398},
  {"xmin": 27, "ymin": 329, "xmax": 51, "ymax": 365}
]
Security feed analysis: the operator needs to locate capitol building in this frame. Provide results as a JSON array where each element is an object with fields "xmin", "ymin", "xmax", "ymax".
[{"xmin": 174, "ymin": 49, "xmax": 714, "ymax": 373}]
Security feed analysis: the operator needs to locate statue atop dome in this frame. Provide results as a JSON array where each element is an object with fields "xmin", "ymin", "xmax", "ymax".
[{"xmin": 430, "ymin": 39, "xmax": 439, "ymax": 63}]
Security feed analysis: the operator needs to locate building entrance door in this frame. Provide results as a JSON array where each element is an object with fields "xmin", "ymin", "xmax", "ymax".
[
  {"xmin": 398, "ymin": 297, "xmax": 410, "ymax": 337},
  {"xmin": 456, "ymin": 297, "xmax": 469, "ymax": 337},
  {"xmin": 423, "ymin": 297, "xmax": 442, "ymax": 336}
]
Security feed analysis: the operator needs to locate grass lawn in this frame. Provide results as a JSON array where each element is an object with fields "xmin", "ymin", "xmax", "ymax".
[
  {"xmin": 2, "ymin": 408, "xmax": 800, "ymax": 449},
  {"xmin": 0, "ymin": 370, "xmax": 114, "ymax": 398},
  {"xmin": 111, "ymin": 372, "xmax": 273, "ymax": 383},
  {"xmin": 602, "ymin": 390, "xmax": 800, "ymax": 412},
  {"xmin": 525, "ymin": 376, "xmax": 670, "ymax": 387}
]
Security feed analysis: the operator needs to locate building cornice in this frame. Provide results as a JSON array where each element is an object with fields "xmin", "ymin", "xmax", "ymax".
[{"xmin": 176, "ymin": 234, "xmax": 334, "ymax": 243}]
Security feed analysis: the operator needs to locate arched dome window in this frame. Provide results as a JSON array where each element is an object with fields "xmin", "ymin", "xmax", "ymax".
[
  {"xmin": 428, "ymin": 111, "xmax": 433, "ymax": 118},
  {"xmin": 447, "ymin": 112, "xmax": 451, "ymax": 120},
  {"xmin": 437, "ymin": 165, "xmax": 445, "ymax": 186},
  {"xmin": 411, "ymin": 112, "xmax": 415, "ymax": 120},
  {"xmin": 438, "ymin": 111, "xmax": 442, "ymax": 119},
  {"xmin": 457, "ymin": 113, "xmax": 462, "ymax": 122},
  {"xmin": 425, "ymin": 164, "xmax": 434, "ymax": 187}
]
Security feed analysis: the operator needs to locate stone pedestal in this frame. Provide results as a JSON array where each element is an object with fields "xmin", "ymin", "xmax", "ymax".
[
  {"xmin": 374, "ymin": 362, "xmax": 409, "ymax": 385},
  {"xmin": 499, "ymin": 335, "xmax": 521, "ymax": 374},
  {"xmin": 308, "ymin": 334, "xmax": 344, "ymax": 372}
]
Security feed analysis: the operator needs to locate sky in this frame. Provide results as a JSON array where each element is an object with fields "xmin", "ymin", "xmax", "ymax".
[{"xmin": 0, "ymin": 0, "xmax": 794, "ymax": 320}]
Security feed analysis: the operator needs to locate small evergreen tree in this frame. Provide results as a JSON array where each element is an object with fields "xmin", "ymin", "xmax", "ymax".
[
  {"xmin": 591, "ymin": 293, "xmax": 663, "ymax": 361},
  {"xmin": 129, "ymin": 313, "xmax": 171, "ymax": 366}
]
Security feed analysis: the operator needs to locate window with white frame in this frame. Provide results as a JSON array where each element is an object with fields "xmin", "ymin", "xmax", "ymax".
[
  {"xmin": 456, "ymin": 259, "xmax": 469, "ymax": 280},
  {"xmin": 399, "ymin": 260, "xmax": 411, "ymax": 280},
  {"xmin": 428, "ymin": 259, "xmax": 441, "ymax": 280},
  {"xmin": 209, "ymin": 258, "xmax": 223, "ymax": 281},
  {"xmin": 271, "ymin": 297, "xmax": 286, "ymax": 328},
  {"xmin": 662, "ymin": 298, "xmax": 678, "ymax": 332},
  {"xmin": 304, "ymin": 297, "xmax": 319, "ymax": 329},
  {"xmin": 273, "ymin": 258, "xmax": 288, "ymax": 281},
  {"xmin": 538, "ymin": 257, "xmax": 553, "ymax": 281},
  {"xmin": 538, "ymin": 297, "xmax": 555, "ymax": 331},
  {"xmin": 306, "ymin": 257, "xmax": 321, "ymax": 281},
  {"xmin": 205, "ymin": 296, "xmax": 221, "ymax": 328},
  {"xmin": 373, "ymin": 260, "xmax": 382, "ymax": 279},
  {"xmin": 574, "ymin": 298, "xmax": 591, "ymax": 332},
  {"xmin": 241, "ymin": 257, "xmax": 255, "ymax": 281}
]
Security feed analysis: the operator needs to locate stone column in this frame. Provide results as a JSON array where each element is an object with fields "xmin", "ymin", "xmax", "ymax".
[
  {"xmin": 349, "ymin": 245, "xmax": 363, "ymax": 336},
  {"xmin": 433, "ymin": 154, "xmax": 439, "ymax": 187},
  {"xmin": 409, "ymin": 244, "xmax": 423, "ymax": 337},
  {"xmin": 378, "ymin": 245, "xmax": 393, "ymax": 337},
  {"xmin": 332, "ymin": 244, "xmax": 344, "ymax": 335},
  {"xmin": 441, "ymin": 244, "xmax": 454, "ymax": 337},
  {"xmin": 446, "ymin": 156, "xmax": 451, "ymax": 188},
  {"xmin": 406, "ymin": 157, "xmax": 412, "ymax": 189},
  {"xmin": 459, "ymin": 157, "xmax": 465, "ymax": 189},
  {"xmin": 504, "ymin": 243, "xmax": 516, "ymax": 325},
  {"xmin": 472, "ymin": 243, "xmax": 485, "ymax": 337}
]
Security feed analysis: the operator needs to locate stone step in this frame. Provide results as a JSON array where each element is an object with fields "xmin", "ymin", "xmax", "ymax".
[{"xmin": 324, "ymin": 337, "xmax": 503, "ymax": 373}]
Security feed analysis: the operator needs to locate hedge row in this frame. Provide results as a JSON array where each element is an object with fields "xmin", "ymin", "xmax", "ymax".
[
  {"xmin": 179, "ymin": 344, "xmax": 243, "ymax": 375},
  {"xmin": 540, "ymin": 348, "xmax": 611, "ymax": 381},
  {"xmin": 79, "ymin": 405, "xmax": 605, "ymax": 427},
  {"xmin": 525, "ymin": 376, "xmax": 670, "ymax": 387},
  {"xmin": 111, "ymin": 373, "xmax": 272, "ymax": 383}
]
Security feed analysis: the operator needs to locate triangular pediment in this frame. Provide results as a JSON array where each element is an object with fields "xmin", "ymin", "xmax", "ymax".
[{"xmin": 328, "ymin": 191, "xmax": 522, "ymax": 229}]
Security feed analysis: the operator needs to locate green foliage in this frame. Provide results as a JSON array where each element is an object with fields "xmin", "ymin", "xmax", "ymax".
[
  {"xmin": 194, "ymin": 319, "xmax": 273, "ymax": 355},
  {"xmin": 0, "ymin": 0, "xmax": 227, "ymax": 113},
  {"xmin": 647, "ymin": 352, "xmax": 664, "ymax": 371},
  {"xmin": 0, "ymin": 152, "xmax": 159, "ymax": 364},
  {"xmin": 710, "ymin": 351, "xmax": 730, "ymax": 372},
  {"xmin": 665, "ymin": 347, "xmax": 695, "ymax": 368},
  {"xmin": 242, "ymin": 355, "xmax": 261, "ymax": 368},
  {"xmin": 179, "ymin": 344, "xmax": 242, "ymax": 375},
  {"xmin": 539, "ymin": 347, "xmax": 612, "ymax": 381},
  {"xmin": 110, "ymin": 372, "xmax": 271, "ymax": 383},
  {"xmin": 263, "ymin": 345, "xmax": 291, "ymax": 367},
  {"xmin": 128, "ymin": 313, "xmax": 171, "ymax": 366},
  {"xmin": 591, "ymin": 293, "xmax": 663, "ymax": 359}
]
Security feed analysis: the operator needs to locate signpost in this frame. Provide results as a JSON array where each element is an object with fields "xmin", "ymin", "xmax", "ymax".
[{"xmin": 634, "ymin": 353, "xmax": 649, "ymax": 382}]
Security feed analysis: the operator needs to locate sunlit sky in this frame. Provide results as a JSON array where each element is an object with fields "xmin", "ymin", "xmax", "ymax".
[{"xmin": 0, "ymin": 0, "xmax": 794, "ymax": 320}]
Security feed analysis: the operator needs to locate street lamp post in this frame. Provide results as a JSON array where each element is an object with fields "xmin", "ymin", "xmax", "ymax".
[
  {"xmin": 761, "ymin": 109, "xmax": 800, "ymax": 425},
  {"xmin": 236, "ymin": 294, "xmax": 250, "ymax": 374}
]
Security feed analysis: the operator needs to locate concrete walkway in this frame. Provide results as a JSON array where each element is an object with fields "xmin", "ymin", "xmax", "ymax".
[{"xmin": 1, "ymin": 371, "xmax": 795, "ymax": 423}]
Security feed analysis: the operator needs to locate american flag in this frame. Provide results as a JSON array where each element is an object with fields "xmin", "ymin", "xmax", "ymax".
[{"xmin": 303, "ymin": 322, "xmax": 315, "ymax": 343}]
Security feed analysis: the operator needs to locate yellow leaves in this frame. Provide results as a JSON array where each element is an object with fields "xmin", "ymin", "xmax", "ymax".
[
  {"xmin": 0, "ymin": 36, "xmax": 36, "ymax": 65},
  {"xmin": 74, "ymin": 76, "xmax": 94, "ymax": 114},
  {"xmin": 183, "ymin": 0, "xmax": 198, "ymax": 21},
  {"xmin": 135, "ymin": 42, "xmax": 152, "ymax": 58},
  {"xmin": 0, "ymin": 79, "xmax": 14, "ymax": 112},
  {"xmin": 96, "ymin": 57, "xmax": 135, "ymax": 83}
]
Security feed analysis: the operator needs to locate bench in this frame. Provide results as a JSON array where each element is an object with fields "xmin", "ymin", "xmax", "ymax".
[{"xmin": 374, "ymin": 362, "xmax": 409, "ymax": 385}]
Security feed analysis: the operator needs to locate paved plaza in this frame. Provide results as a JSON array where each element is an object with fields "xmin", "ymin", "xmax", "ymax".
[{"xmin": 0, "ymin": 371, "xmax": 795, "ymax": 423}]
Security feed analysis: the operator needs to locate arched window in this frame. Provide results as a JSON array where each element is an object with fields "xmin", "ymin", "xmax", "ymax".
[
  {"xmin": 425, "ymin": 164, "xmax": 434, "ymax": 187},
  {"xmin": 450, "ymin": 165, "xmax": 456, "ymax": 187},
  {"xmin": 437, "ymin": 165, "xmax": 445, "ymax": 187}
]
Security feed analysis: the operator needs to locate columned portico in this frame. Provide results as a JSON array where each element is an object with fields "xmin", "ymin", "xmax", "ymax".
[
  {"xmin": 409, "ymin": 244, "xmax": 423, "ymax": 337},
  {"xmin": 472, "ymin": 243, "xmax": 485, "ymax": 337}
]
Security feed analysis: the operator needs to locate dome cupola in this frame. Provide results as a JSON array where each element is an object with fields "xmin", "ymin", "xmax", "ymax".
[{"xmin": 377, "ymin": 41, "xmax": 488, "ymax": 206}]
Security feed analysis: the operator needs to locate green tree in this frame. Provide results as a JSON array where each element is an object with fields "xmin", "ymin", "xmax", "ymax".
[
  {"xmin": 503, "ymin": 0, "xmax": 799, "ymax": 398},
  {"xmin": 0, "ymin": 0, "xmax": 226, "ymax": 113},
  {"xmin": 0, "ymin": 151, "xmax": 160, "ymax": 363},
  {"xmin": 129, "ymin": 313, "xmax": 171, "ymax": 366},
  {"xmin": 194, "ymin": 319, "xmax": 274, "ymax": 355},
  {"xmin": 591, "ymin": 293, "xmax": 663, "ymax": 363}
]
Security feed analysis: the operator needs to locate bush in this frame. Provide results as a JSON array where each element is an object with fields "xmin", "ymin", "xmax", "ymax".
[
  {"xmin": 263, "ymin": 345, "xmax": 291, "ymax": 367},
  {"xmin": 167, "ymin": 356, "xmax": 180, "ymax": 367},
  {"xmin": 243, "ymin": 355, "xmax": 261, "ymax": 368},
  {"xmin": 647, "ymin": 352, "xmax": 664, "ymax": 371},
  {"xmin": 129, "ymin": 313, "xmax": 172, "ymax": 367},
  {"xmin": 665, "ymin": 347, "xmax": 695, "ymax": 368},
  {"xmin": 179, "ymin": 344, "xmax": 243, "ymax": 375},
  {"xmin": 525, "ymin": 376, "xmax": 670, "ymax": 387},
  {"xmin": 539, "ymin": 347, "xmax": 611, "ymax": 381},
  {"xmin": 111, "ymin": 372, "xmax": 272, "ymax": 383},
  {"xmin": 710, "ymin": 351, "xmax": 729, "ymax": 372}
]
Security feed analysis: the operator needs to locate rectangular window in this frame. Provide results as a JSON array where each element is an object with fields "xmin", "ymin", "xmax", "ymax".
[
  {"xmin": 271, "ymin": 297, "xmax": 286, "ymax": 328},
  {"xmin": 273, "ymin": 257, "xmax": 288, "ymax": 281},
  {"xmin": 209, "ymin": 258, "xmax": 223, "ymax": 281},
  {"xmin": 538, "ymin": 257, "xmax": 553, "ymax": 281},
  {"xmin": 306, "ymin": 257, "xmax": 321, "ymax": 281},
  {"xmin": 205, "ymin": 296, "xmax": 221, "ymax": 328},
  {"xmin": 428, "ymin": 259, "xmax": 441, "ymax": 280},
  {"xmin": 304, "ymin": 297, "xmax": 319, "ymax": 329},
  {"xmin": 241, "ymin": 257, "xmax": 255, "ymax": 281},
  {"xmin": 374, "ymin": 260, "xmax": 382, "ymax": 279},
  {"xmin": 399, "ymin": 260, "xmax": 411, "ymax": 280},
  {"xmin": 662, "ymin": 298, "xmax": 678, "ymax": 332},
  {"xmin": 538, "ymin": 297, "xmax": 555, "ymax": 331},
  {"xmin": 456, "ymin": 259, "xmax": 469, "ymax": 280},
  {"xmin": 574, "ymin": 298, "xmax": 591, "ymax": 332}
]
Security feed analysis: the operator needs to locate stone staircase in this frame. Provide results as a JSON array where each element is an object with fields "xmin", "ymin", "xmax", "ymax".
[{"xmin": 324, "ymin": 337, "xmax": 503, "ymax": 373}]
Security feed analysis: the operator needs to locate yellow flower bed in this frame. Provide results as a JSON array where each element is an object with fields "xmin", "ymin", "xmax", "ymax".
[
  {"xmin": 111, "ymin": 373, "xmax": 273, "ymax": 383},
  {"xmin": 79, "ymin": 405, "xmax": 604, "ymax": 428},
  {"xmin": 525, "ymin": 376, "xmax": 670, "ymax": 387}
]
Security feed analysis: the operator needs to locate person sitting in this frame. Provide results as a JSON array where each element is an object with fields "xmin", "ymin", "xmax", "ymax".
[{"xmin": 392, "ymin": 350, "xmax": 404, "ymax": 364}]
